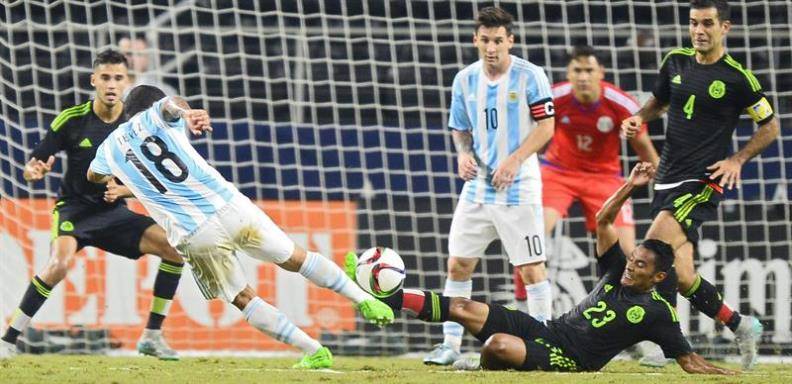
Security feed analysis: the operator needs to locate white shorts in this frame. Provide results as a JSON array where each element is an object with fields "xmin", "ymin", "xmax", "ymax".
[
  {"xmin": 177, "ymin": 193, "xmax": 295, "ymax": 301},
  {"xmin": 448, "ymin": 199, "xmax": 546, "ymax": 266}
]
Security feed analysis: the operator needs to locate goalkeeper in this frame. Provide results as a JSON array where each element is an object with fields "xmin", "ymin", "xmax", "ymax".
[{"xmin": 350, "ymin": 163, "xmax": 735, "ymax": 375}]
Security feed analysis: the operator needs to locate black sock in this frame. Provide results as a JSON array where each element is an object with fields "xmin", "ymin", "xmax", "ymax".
[
  {"xmin": 146, "ymin": 260, "xmax": 183, "ymax": 330},
  {"xmin": 2, "ymin": 276, "xmax": 52, "ymax": 344},
  {"xmin": 683, "ymin": 275, "xmax": 724, "ymax": 318}
]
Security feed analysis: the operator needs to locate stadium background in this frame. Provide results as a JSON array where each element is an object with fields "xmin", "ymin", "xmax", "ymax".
[{"xmin": 1, "ymin": 0, "xmax": 790, "ymax": 357}]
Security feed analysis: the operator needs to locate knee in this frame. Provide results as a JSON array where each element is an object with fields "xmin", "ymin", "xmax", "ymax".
[
  {"xmin": 447, "ymin": 257, "xmax": 476, "ymax": 280},
  {"xmin": 481, "ymin": 334, "xmax": 512, "ymax": 365},
  {"xmin": 517, "ymin": 262, "xmax": 546, "ymax": 284},
  {"xmin": 231, "ymin": 286, "xmax": 256, "ymax": 310}
]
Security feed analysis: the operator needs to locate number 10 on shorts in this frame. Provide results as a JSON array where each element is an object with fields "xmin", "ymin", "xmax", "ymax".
[{"xmin": 524, "ymin": 234, "xmax": 543, "ymax": 257}]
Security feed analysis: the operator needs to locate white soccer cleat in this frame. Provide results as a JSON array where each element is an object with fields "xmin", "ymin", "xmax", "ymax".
[
  {"xmin": 423, "ymin": 343, "xmax": 460, "ymax": 366},
  {"xmin": 452, "ymin": 355, "xmax": 482, "ymax": 371},
  {"xmin": 137, "ymin": 329, "xmax": 179, "ymax": 361},
  {"xmin": 637, "ymin": 341, "xmax": 670, "ymax": 368},
  {"xmin": 734, "ymin": 315, "xmax": 763, "ymax": 371},
  {"xmin": 0, "ymin": 339, "xmax": 17, "ymax": 359}
]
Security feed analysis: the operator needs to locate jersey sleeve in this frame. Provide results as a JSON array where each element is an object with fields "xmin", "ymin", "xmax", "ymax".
[
  {"xmin": 596, "ymin": 241, "xmax": 627, "ymax": 280},
  {"xmin": 526, "ymin": 67, "xmax": 555, "ymax": 121},
  {"xmin": 89, "ymin": 140, "xmax": 113, "ymax": 176},
  {"xmin": 30, "ymin": 126, "xmax": 65, "ymax": 161},
  {"xmin": 647, "ymin": 318, "xmax": 693, "ymax": 359},
  {"xmin": 448, "ymin": 73, "xmax": 471, "ymax": 131},
  {"xmin": 652, "ymin": 54, "xmax": 673, "ymax": 103},
  {"xmin": 735, "ymin": 71, "xmax": 775, "ymax": 125}
]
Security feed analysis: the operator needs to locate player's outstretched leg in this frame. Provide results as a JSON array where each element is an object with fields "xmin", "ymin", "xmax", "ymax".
[
  {"xmin": 282, "ymin": 247, "xmax": 393, "ymax": 326},
  {"xmin": 231, "ymin": 286, "xmax": 333, "ymax": 369}
]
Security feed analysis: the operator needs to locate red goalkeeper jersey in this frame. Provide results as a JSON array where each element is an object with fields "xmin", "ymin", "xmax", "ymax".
[{"xmin": 544, "ymin": 81, "xmax": 647, "ymax": 174}]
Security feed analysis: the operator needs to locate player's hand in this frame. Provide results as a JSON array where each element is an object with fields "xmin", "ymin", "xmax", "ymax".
[
  {"xmin": 184, "ymin": 109, "xmax": 212, "ymax": 136},
  {"xmin": 23, "ymin": 156, "xmax": 55, "ymax": 181},
  {"xmin": 707, "ymin": 157, "xmax": 742, "ymax": 190},
  {"xmin": 627, "ymin": 161, "xmax": 655, "ymax": 187},
  {"xmin": 457, "ymin": 153, "xmax": 478, "ymax": 181},
  {"xmin": 104, "ymin": 179, "xmax": 133, "ymax": 203},
  {"xmin": 491, "ymin": 154, "xmax": 521, "ymax": 190},
  {"xmin": 621, "ymin": 115, "xmax": 643, "ymax": 138}
]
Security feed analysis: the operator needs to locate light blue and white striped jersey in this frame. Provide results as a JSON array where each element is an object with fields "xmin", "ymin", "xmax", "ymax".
[
  {"xmin": 449, "ymin": 55, "xmax": 554, "ymax": 205},
  {"xmin": 90, "ymin": 98, "xmax": 236, "ymax": 246}
]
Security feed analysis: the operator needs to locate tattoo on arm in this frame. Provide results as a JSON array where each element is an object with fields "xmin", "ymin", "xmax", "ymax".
[
  {"xmin": 161, "ymin": 97, "xmax": 190, "ymax": 122},
  {"xmin": 452, "ymin": 131, "xmax": 474, "ymax": 155},
  {"xmin": 637, "ymin": 96, "xmax": 668, "ymax": 123}
]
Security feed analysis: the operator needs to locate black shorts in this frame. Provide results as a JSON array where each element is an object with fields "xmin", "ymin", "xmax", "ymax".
[
  {"xmin": 51, "ymin": 200, "xmax": 156, "ymax": 259},
  {"xmin": 475, "ymin": 304, "xmax": 581, "ymax": 372},
  {"xmin": 651, "ymin": 181, "xmax": 724, "ymax": 244}
]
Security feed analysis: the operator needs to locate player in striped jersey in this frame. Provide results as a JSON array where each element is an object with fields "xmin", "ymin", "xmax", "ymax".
[
  {"xmin": 425, "ymin": 7, "xmax": 555, "ymax": 365},
  {"xmin": 621, "ymin": 0, "xmax": 779, "ymax": 370},
  {"xmin": 1, "ymin": 50, "xmax": 183, "ymax": 361},
  {"xmin": 87, "ymin": 85, "xmax": 394, "ymax": 369}
]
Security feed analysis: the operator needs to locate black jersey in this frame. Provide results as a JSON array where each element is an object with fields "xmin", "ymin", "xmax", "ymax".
[
  {"xmin": 652, "ymin": 48, "xmax": 775, "ymax": 184},
  {"xmin": 30, "ymin": 101, "xmax": 126, "ymax": 206},
  {"xmin": 546, "ymin": 242, "xmax": 692, "ymax": 371}
]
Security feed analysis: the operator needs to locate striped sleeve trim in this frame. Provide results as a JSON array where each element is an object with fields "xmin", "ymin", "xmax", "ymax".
[
  {"xmin": 603, "ymin": 86, "xmax": 641, "ymax": 114},
  {"xmin": 724, "ymin": 55, "xmax": 762, "ymax": 92},
  {"xmin": 660, "ymin": 47, "xmax": 695, "ymax": 67},
  {"xmin": 50, "ymin": 101, "xmax": 92, "ymax": 132}
]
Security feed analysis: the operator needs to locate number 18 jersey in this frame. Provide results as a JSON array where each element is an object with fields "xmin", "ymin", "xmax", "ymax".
[{"xmin": 89, "ymin": 98, "xmax": 236, "ymax": 245}]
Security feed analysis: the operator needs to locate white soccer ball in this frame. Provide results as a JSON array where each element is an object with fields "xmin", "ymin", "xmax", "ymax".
[{"xmin": 355, "ymin": 247, "xmax": 406, "ymax": 298}]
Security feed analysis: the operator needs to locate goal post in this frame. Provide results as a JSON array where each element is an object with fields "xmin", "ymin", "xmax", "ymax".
[{"xmin": 1, "ymin": 0, "xmax": 789, "ymax": 355}]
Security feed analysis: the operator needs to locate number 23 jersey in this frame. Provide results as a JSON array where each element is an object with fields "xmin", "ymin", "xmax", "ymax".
[
  {"xmin": 546, "ymin": 242, "xmax": 691, "ymax": 371},
  {"xmin": 90, "ymin": 98, "xmax": 236, "ymax": 245}
]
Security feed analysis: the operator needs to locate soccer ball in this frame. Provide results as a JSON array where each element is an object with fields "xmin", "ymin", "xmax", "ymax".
[{"xmin": 355, "ymin": 247, "xmax": 406, "ymax": 298}]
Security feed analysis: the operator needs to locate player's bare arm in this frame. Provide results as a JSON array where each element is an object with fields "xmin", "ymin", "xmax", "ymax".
[
  {"xmin": 707, "ymin": 116, "xmax": 780, "ymax": 190},
  {"xmin": 22, "ymin": 156, "xmax": 55, "ymax": 182},
  {"xmin": 103, "ymin": 178, "xmax": 134, "ymax": 203},
  {"xmin": 621, "ymin": 96, "xmax": 668, "ymax": 138},
  {"xmin": 452, "ymin": 130, "xmax": 478, "ymax": 181},
  {"xmin": 595, "ymin": 162, "xmax": 655, "ymax": 255},
  {"xmin": 676, "ymin": 352, "xmax": 738, "ymax": 375},
  {"xmin": 86, "ymin": 169, "xmax": 114, "ymax": 184},
  {"xmin": 628, "ymin": 132, "xmax": 660, "ymax": 168},
  {"xmin": 161, "ymin": 96, "xmax": 213, "ymax": 136},
  {"xmin": 491, "ymin": 116, "xmax": 554, "ymax": 190}
]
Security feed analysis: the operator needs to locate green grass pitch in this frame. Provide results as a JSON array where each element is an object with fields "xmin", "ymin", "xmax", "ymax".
[{"xmin": 2, "ymin": 355, "xmax": 790, "ymax": 384}]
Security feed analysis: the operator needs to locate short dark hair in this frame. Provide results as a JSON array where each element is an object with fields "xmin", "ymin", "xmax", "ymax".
[
  {"xmin": 475, "ymin": 7, "xmax": 514, "ymax": 35},
  {"xmin": 567, "ymin": 45, "xmax": 600, "ymax": 65},
  {"xmin": 641, "ymin": 239, "xmax": 675, "ymax": 273},
  {"xmin": 123, "ymin": 85, "xmax": 166, "ymax": 120},
  {"xmin": 93, "ymin": 49, "xmax": 129, "ymax": 69},
  {"xmin": 690, "ymin": 0, "xmax": 731, "ymax": 22}
]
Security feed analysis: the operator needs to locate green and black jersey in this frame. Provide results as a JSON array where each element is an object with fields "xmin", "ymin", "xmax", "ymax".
[
  {"xmin": 31, "ymin": 101, "xmax": 126, "ymax": 206},
  {"xmin": 652, "ymin": 48, "xmax": 775, "ymax": 184},
  {"xmin": 546, "ymin": 242, "xmax": 691, "ymax": 371}
]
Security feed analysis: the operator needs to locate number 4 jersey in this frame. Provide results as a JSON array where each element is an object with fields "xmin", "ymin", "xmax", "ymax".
[
  {"xmin": 653, "ymin": 48, "xmax": 775, "ymax": 185},
  {"xmin": 545, "ymin": 242, "xmax": 691, "ymax": 371},
  {"xmin": 90, "ymin": 98, "xmax": 236, "ymax": 246}
]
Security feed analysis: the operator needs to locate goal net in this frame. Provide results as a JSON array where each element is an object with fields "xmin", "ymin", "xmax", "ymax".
[{"xmin": 1, "ymin": 0, "xmax": 789, "ymax": 356}]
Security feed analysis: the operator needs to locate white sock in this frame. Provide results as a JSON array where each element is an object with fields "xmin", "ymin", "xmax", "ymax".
[
  {"xmin": 441, "ymin": 279, "xmax": 472, "ymax": 352},
  {"xmin": 299, "ymin": 251, "xmax": 370, "ymax": 304},
  {"xmin": 242, "ymin": 296, "xmax": 321, "ymax": 354},
  {"xmin": 526, "ymin": 280, "xmax": 552, "ymax": 323},
  {"xmin": 514, "ymin": 299, "xmax": 530, "ymax": 313}
]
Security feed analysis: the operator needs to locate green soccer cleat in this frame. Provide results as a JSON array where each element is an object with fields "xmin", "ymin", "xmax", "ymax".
[
  {"xmin": 357, "ymin": 299, "xmax": 394, "ymax": 326},
  {"xmin": 344, "ymin": 251, "xmax": 358, "ymax": 281},
  {"xmin": 292, "ymin": 346, "xmax": 333, "ymax": 369}
]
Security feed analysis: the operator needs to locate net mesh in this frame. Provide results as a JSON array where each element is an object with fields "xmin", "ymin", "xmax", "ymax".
[{"xmin": 1, "ymin": 0, "xmax": 790, "ymax": 355}]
